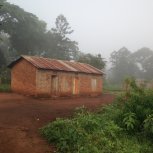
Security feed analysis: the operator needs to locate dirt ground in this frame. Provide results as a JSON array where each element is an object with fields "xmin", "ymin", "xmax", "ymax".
[{"xmin": 0, "ymin": 93, "xmax": 115, "ymax": 153}]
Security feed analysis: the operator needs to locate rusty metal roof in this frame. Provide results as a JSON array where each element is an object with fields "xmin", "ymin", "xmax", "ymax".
[{"xmin": 8, "ymin": 55, "xmax": 103, "ymax": 75}]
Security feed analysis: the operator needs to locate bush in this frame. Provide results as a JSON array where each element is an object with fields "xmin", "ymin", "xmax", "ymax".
[
  {"xmin": 0, "ymin": 67, "xmax": 11, "ymax": 84},
  {"xmin": 40, "ymin": 78, "xmax": 153, "ymax": 153},
  {"xmin": 40, "ymin": 107, "xmax": 153, "ymax": 153}
]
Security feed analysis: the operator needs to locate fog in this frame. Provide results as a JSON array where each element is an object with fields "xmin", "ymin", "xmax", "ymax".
[{"xmin": 7, "ymin": 0, "xmax": 153, "ymax": 59}]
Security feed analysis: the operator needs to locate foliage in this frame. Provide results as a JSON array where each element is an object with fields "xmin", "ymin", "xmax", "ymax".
[
  {"xmin": 77, "ymin": 53, "xmax": 105, "ymax": 70},
  {"xmin": 0, "ymin": 67, "xmax": 10, "ymax": 84},
  {"xmin": 0, "ymin": 48, "xmax": 6, "ymax": 67},
  {"xmin": 109, "ymin": 47, "xmax": 138, "ymax": 84},
  {"xmin": 52, "ymin": 14, "xmax": 74, "ymax": 38},
  {"xmin": 144, "ymin": 114, "xmax": 153, "ymax": 137},
  {"xmin": 0, "ymin": 84, "xmax": 10, "ymax": 92},
  {"xmin": 0, "ymin": 32, "xmax": 12, "ymax": 64},
  {"xmin": 40, "ymin": 79, "xmax": 153, "ymax": 153},
  {"xmin": 109, "ymin": 47, "xmax": 153, "ymax": 83},
  {"xmin": 0, "ymin": 0, "xmax": 47, "ymax": 55},
  {"xmin": 45, "ymin": 14, "xmax": 79, "ymax": 60},
  {"xmin": 131, "ymin": 47, "xmax": 153, "ymax": 80},
  {"xmin": 41, "ymin": 108, "xmax": 136, "ymax": 153},
  {"xmin": 118, "ymin": 78, "xmax": 153, "ymax": 134},
  {"xmin": 123, "ymin": 112, "xmax": 138, "ymax": 131}
]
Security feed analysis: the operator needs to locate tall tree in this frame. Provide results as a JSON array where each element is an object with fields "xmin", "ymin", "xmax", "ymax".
[
  {"xmin": 0, "ymin": 0, "xmax": 47, "ymax": 56},
  {"xmin": 46, "ymin": 14, "xmax": 79, "ymax": 60},
  {"xmin": 52, "ymin": 14, "xmax": 74, "ymax": 37},
  {"xmin": 109, "ymin": 47, "xmax": 138, "ymax": 84}
]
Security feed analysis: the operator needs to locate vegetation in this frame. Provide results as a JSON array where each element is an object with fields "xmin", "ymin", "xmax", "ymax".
[
  {"xmin": 0, "ymin": 84, "xmax": 10, "ymax": 92},
  {"xmin": 77, "ymin": 53, "xmax": 105, "ymax": 70},
  {"xmin": 108, "ymin": 47, "xmax": 153, "ymax": 84},
  {"xmin": 40, "ymin": 79, "xmax": 153, "ymax": 153}
]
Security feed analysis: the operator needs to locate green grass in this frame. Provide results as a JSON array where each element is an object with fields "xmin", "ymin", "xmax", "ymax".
[
  {"xmin": 104, "ymin": 83, "xmax": 122, "ymax": 91},
  {"xmin": 103, "ymin": 84, "xmax": 123, "ymax": 95},
  {"xmin": 0, "ymin": 84, "xmax": 11, "ymax": 92}
]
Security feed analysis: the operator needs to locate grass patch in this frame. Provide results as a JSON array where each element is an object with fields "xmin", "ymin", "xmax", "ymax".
[
  {"xmin": 104, "ymin": 83, "xmax": 122, "ymax": 91},
  {"xmin": 0, "ymin": 84, "xmax": 11, "ymax": 92},
  {"xmin": 104, "ymin": 84, "xmax": 123, "ymax": 95}
]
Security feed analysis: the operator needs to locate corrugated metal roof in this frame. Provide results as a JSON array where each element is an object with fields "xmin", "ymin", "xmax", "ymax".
[{"xmin": 9, "ymin": 55, "xmax": 103, "ymax": 75}]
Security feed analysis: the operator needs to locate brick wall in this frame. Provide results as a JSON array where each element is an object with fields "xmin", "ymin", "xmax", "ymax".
[
  {"xmin": 11, "ymin": 59, "xmax": 37, "ymax": 96},
  {"xmin": 79, "ymin": 74, "xmax": 103, "ymax": 96},
  {"xmin": 36, "ymin": 70, "xmax": 103, "ymax": 97}
]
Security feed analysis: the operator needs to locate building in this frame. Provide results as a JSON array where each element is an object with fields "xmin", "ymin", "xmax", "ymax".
[{"xmin": 8, "ymin": 55, "xmax": 103, "ymax": 97}]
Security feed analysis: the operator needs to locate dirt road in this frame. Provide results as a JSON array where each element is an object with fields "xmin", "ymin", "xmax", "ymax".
[{"xmin": 0, "ymin": 93, "xmax": 114, "ymax": 153}]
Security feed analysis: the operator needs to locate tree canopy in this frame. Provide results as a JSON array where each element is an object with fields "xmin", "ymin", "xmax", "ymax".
[
  {"xmin": 0, "ymin": 0, "xmax": 47, "ymax": 55},
  {"xmin": 109, "ymin": 47, "xmax": 153, "ymax": 83},
  {"xmin": 77, "ymin": 53, "xmax": 105, "ymax": 70}
]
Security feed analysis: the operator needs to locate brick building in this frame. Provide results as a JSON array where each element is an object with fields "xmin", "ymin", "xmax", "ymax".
[{"xmin": 8, "ymin": 55, "xmax": 103, "ymax": 97}]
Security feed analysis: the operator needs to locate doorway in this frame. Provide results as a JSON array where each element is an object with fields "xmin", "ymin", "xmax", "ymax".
[
  {"xmin": 51, "ymin": 75, "xmax": 58, "ymax": 96},
  {"xmin": 73, "ymin": 77, "xmax": 79, "ymax": 95}
]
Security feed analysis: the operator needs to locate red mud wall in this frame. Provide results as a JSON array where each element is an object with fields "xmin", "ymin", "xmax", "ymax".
[
  {"xmin": 36, "ymin": 70, "xmax": 103, "ymax": 97},
  {"xmin": 11, "ymin": 59, "xmax": 37, "ymax": 96}
]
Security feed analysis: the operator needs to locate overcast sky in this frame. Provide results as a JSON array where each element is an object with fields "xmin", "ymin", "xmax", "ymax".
[{"xmin": 7, "ymin": 0, "xmax": 153, "ymax": 59}]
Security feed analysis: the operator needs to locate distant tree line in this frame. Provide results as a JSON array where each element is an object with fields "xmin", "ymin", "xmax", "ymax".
[
  {"xmin": 108, "ymin": 47, "xmax": 153, "ymax": 84},
  {"xmin": 0, "ymin": 0, "xmax": 105, "ymax": 72}
]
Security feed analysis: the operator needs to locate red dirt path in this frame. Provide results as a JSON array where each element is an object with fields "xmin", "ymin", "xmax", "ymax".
[{"xmin": 0, "ymin": 93, "xmax": 115, "ymax": 153}]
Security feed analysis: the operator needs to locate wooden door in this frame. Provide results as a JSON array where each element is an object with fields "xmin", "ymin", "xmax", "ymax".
[
  {"xmin": 73, "ymin": 77, "xmax": 79, "ymax": 95},
  {"xmin": 51, "ymin": 75, "xmax": 58, "ymax": 96}
]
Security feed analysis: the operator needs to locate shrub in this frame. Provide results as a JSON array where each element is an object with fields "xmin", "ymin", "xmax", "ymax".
[
  {"xmin": 40, "ymin": 78, "xmax": 153, "ymax": 153},
  {"xmin": 144, "ymin": 114, "xmax": 153, "ymax": 137},
  {"xmin": 123, "ymin": 112, "xmax": 138, "ymax": 131},
  {"xmin": 40, "ymin": 106, "xmax": 153, "ymax": 153}
]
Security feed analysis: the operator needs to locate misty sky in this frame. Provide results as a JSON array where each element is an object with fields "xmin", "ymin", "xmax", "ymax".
[{"xmin": 7, "ymin": 0, "xmax": 153, "ymax": 59}]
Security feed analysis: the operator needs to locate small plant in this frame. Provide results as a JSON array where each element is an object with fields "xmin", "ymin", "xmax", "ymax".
[{"xmin": 123, "ymin": 112, "xmax": 137, "ymax": 131}]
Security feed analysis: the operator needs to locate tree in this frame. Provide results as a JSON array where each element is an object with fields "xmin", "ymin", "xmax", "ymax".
[
  {"xmin": 0, "ymin": 32, "xmax": 12, "ymax": 63},
  {"xmin": 52, "ymin": 14, "xmax": 73, "ymax": 38},
  {"xmin": 0, "ymin": 48, "xmax": 6, "ymax": 67},
  {"xmin": 131, "ymin": 47, "xmax": 153, "ymax": 80},
  {"xmin": 109, "ymin": 47, "xmax": 138, "ymax": 84},
  {"xmin": 0, "ymin": 0, "xmax": 47, "ymax": 56},
  {"xmin": 46, "ymin": 14, "xmax": 79, "ymax": 60},
  {"xmin": 77, "ymin": 53, "xmax": 105, "ymax": 70},
  {"xmin": 109, "ymin": 47, "xmax": 153, "ymax": 84}
]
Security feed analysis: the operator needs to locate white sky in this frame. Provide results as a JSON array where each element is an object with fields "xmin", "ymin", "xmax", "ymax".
[{"xmin": 7, "ymin": 0, "xmax": 153, "ymax": 60}]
